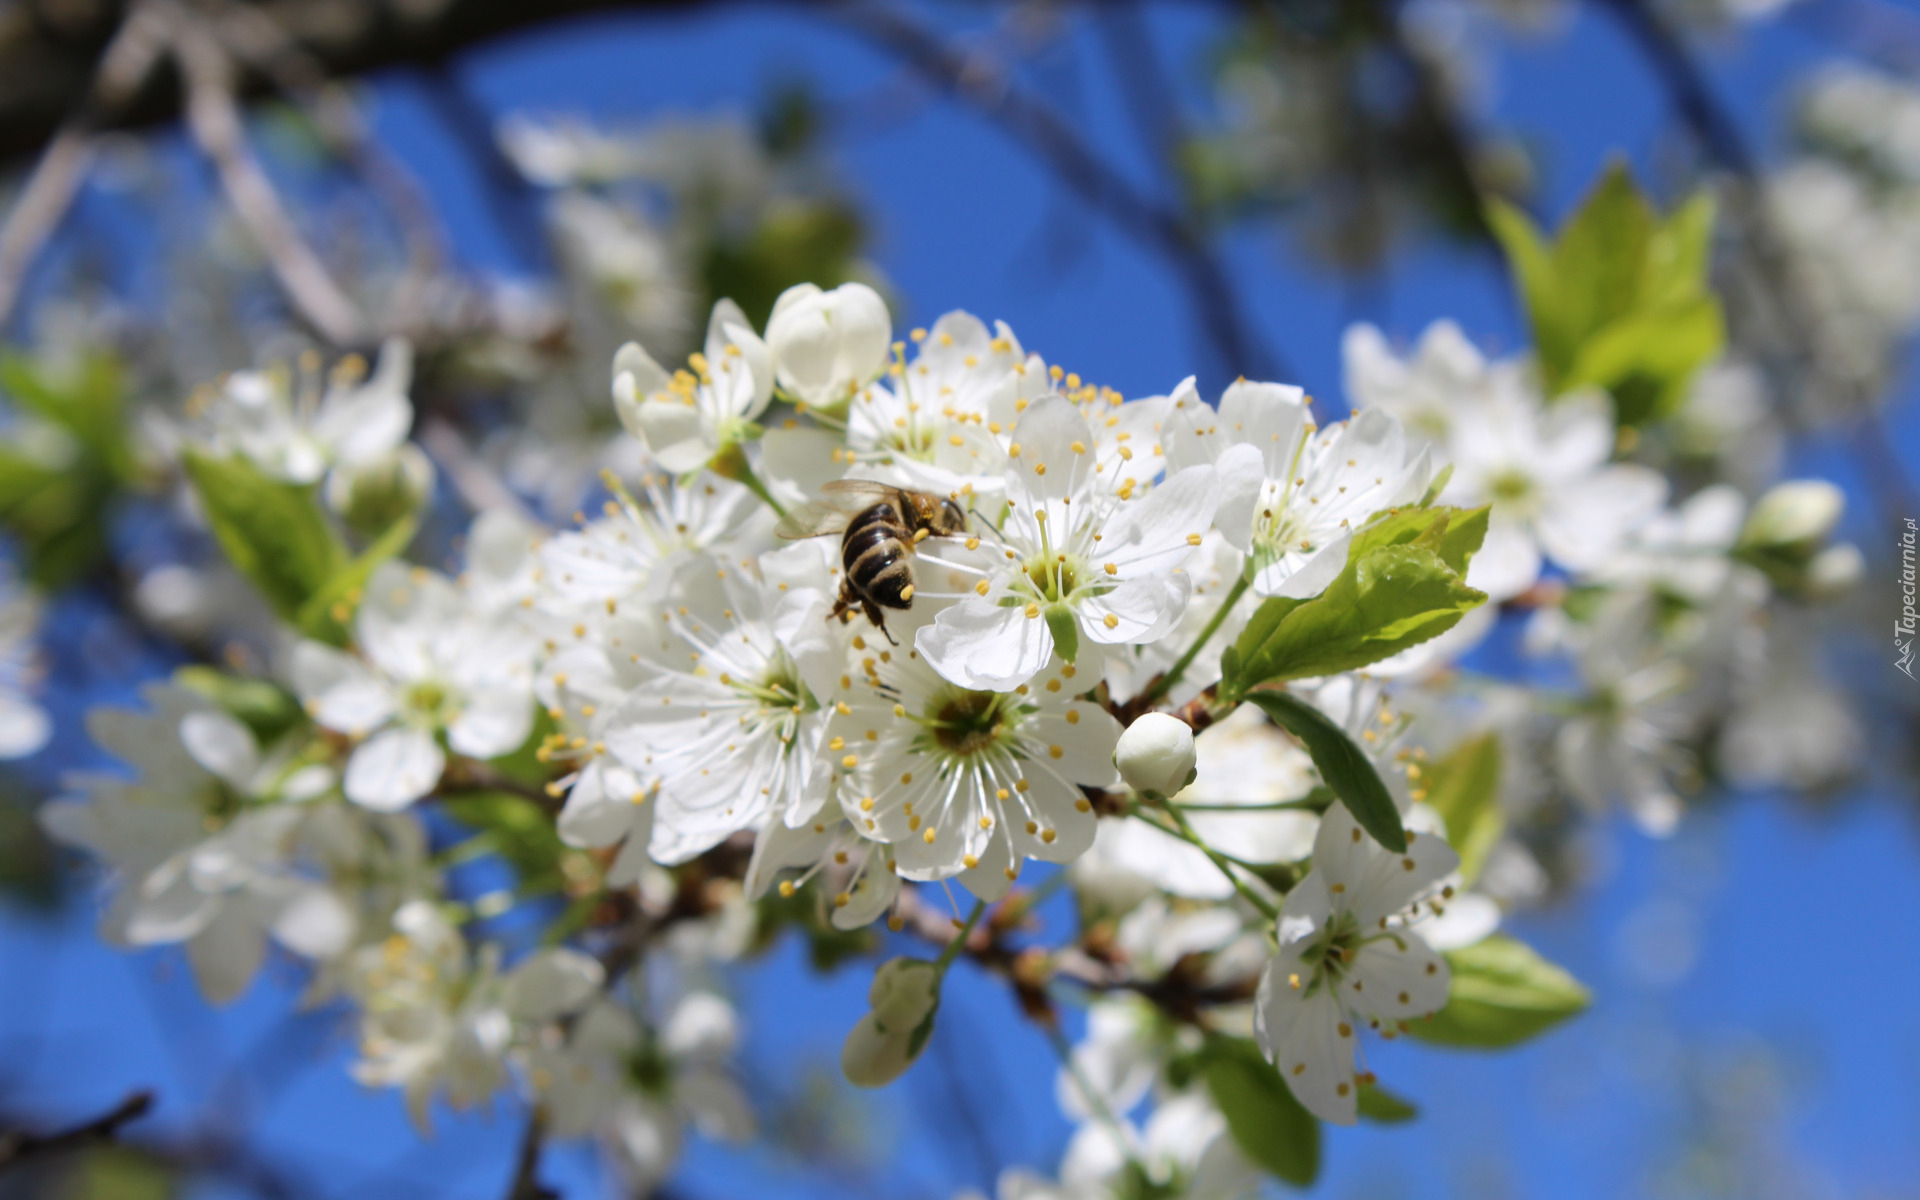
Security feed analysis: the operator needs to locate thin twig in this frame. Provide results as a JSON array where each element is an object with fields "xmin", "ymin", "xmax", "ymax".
[
  {"xmin": 836, "ymin": 2, "xmax": 1288, "ymax": 383},
  {"xmin": 420, "ymin": 417, "xmax": 539, "ymax": 524},
  {"xmin": 208, "ymin": 0, "xmax": 447, "ymax": 279},
  {"xmin": 168, "ymin": 4, "xmax": 366, "ymax": 346},
  {"xmin": 0, "ymin": 3, "xmax": 169, "ymax": 328},
  {"xmin": 506, "ymin": 1105, "xmax": 556, "ymax": 1200},
  {"xmin": 0, "ymin": 1090, "xmax": 155, "ymax": 1169}
]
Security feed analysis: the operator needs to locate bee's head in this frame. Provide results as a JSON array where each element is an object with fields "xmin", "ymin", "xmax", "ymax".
[{"xmin": 935, "ymin": 496, "xmax": 970, "ymax": 535}]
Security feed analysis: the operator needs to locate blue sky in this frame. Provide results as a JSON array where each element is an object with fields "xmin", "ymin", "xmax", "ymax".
[{"xmin": 4, "ymin": 3, "xmax": 1918, "ymax": 1198}]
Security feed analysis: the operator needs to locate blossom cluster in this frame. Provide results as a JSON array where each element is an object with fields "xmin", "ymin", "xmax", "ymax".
[{"xmin": 24, "ymin": 258, "xmax": 1864, "ymax": 1195}]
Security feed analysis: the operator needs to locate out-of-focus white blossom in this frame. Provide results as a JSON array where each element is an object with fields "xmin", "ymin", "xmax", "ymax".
[
  {"xmin": 348, "ymin": 900, "xmax": 602, "ymax": 1132},
  {"xmin": 1165, "ymin": 376, "xmax": 1431, "ymax": 598},
  {"xmin": 293, "ymin": 562, "xmax": 535, "ymax": 811},
  {"xmin": 0, "ymin": 578, "xmax": 50, "ymax": 759},
  {"xmin": 40, "ymin": 685, "xmax": 349, "ymax": 1002},
  {"xmin": 197, "ymin": 339, "xmax": 414, "ymax": 486}
]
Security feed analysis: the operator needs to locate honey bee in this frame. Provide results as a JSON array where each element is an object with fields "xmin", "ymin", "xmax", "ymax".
[{"xmin": 777, "ymin": 480, "xmax": 970, "ymax": 644}]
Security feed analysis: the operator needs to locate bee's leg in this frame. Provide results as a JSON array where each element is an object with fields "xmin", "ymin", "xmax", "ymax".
[
  {"xmin": 829, "ymin": 586, "xmax": 855, "ymax": 625},
  {"xmin": 864, "ymin": 598, "xmax": 899, "ymax": 646}
]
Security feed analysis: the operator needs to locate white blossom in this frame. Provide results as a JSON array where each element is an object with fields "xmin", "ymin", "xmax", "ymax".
[
  {"xmin": 39, "ymin": 685, "xmax": 349, "ymax": 1002},
  {"xmin": 825, "ymin": 623, "xmax": 1121, "ymax": 899},
  {"xmin": 534, "ymin": 992, "xmax": 752, "ymax": 1191},
  {"xmin": 348, "ymin": 900, "xmax": 602, "ymax": 1132},
  {"xmin": 293, "ymin": 563, "xmax": 536, "ymax": 811},
  {"xmin": 1165, "ymin": 376, "xmax": 1431, "ymax": 599},
  {"xmin": 613, "ymin": 300, "xmax": 772, "ymax": 473},
  {"xmin": 1255, "ymin": 802, "xmax": 1456, "ymax": 1124},
  {"xmin": 603, "ymin": 551, "xmax": 844, "ymax": 864},
  {"xmin": 766, "ymin": 282, "xmax": 892, "ymax": 409},
  {"xmin": 917, "ymin": 395, "xmax": 1220, "ymax": 691},
  {"xmin": 198, "ymin": 339, "xmax": 414, "ymax": 485}
]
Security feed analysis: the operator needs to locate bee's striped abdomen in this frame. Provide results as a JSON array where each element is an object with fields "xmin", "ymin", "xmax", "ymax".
[{"xmin": 843, "ymin": 502, "xmax": 914, "ymax": 609}]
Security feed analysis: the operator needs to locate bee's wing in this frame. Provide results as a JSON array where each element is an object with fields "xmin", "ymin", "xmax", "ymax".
[
  {"xmin": 775, "ymin": 501, "xmax": 852, "ymax": 540},
  {"xmin": 820, "ymin": 479, "xmax": 901, "ymax": 501}
]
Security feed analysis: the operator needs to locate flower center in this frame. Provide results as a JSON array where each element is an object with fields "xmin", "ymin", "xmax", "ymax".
[
  {"xmin": 1489, "ymin": 468, "xmax": 1537, "ymax": 508},
  {"xmin": 922, "ymin": 687, "xmax": 1024, "ymax": 759},
  {"xmin": 403, "ymin": 679, "xmax": 452, "ymax": 726},
  {"xmin": 729, "ymin": 651, "xmax": 814, "ymax": 743}
]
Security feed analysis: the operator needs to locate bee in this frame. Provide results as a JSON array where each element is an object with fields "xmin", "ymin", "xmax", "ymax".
[{"xmin": 777, "ymin": 480, "xmax": 970, "ymax": 644}]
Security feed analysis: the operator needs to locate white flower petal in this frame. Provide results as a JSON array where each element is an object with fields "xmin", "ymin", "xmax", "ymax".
[
  {"xmin": 343, "ymin": 727, "xmax": 443, "ymax": 811},
  {"xmin": 179, "ymin": 711, "xmax": 260, "ymax": 792},
  {"xmin": 917, "ymin": 594, "xmax": 1055, "ymax": 691},
  {"xmin": 1256, "ymin": 938, "xmax": 1358, "ymax": 1125},
  {"xmin": 503, "ymin": 948, "xmax": 604, "ymax": 1021}
]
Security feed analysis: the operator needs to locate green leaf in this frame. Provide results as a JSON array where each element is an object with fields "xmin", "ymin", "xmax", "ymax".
[
  {"xmin": 1241, "ymin": 690, "xmax": 1405, "ymax": 854},
  {"xmin": 1225, "ymin": 539, "xmax": 1486, "ymax": 693},
  {"xmin": 1408, "ymin": 933, "xmax": 1591, "ymax": 1049},
  {"xmin": 1356, "ymin": 1082, "xmax": 1419, "ymax": 1123},
  {"xmin": 174, "ymin": 666, "xmax": 305, "ymax": 743},
  {"xmin": 1484, "ymin": 163, "xmax": 1721, "ymax": 424},
  {"xmin": 183, "ymin": 450, "xmax": 347, "ymax": 623},
  {"xmin": 0, "ymin": 351, "xmax": 137, "ymax": 480},
  {"xmin": 1197, "ymin": 1035, "xmax": 1320, "ymax": 1188},
  {"xmin": 1350, "ymin": 504, "xmax": 1490, "ymax": 576},
  {"xmin": 1484, "ymin": 200, "xmax": 1570, "ymax": 382},
  {"xmin": 295, "ymin": 512, "xmax": 419, "ymax": 646},
  {"xmin": 1420, "ymin": 733, "xmax": 1504, "ymax": 885},
  {"xmin": 1564, "ymin": 294, "xmax": 1724, "ymax": 426}
]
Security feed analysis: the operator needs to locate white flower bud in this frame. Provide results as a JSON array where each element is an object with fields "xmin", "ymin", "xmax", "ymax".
[
  {"xmin": 323, "ymin": 443, "xmax": 435, "ymax": 535},
  {"xmin": 1743, "ymin": 480, "xmax": 1844, "ymax": 551},
  {"xmin": 1114, "ymin": 712, "xmax": 1197, "ymax": 798},
  {"xmin": 766, "ymin": 282, "xmax": 891, "ymax": 408},
  {"xmin": 841, "ymin": 957, "xmax": 940, "ymax": 1088},
  {"xmin": 1808, "ymin": 542, "xmax": 1865, "ymax": 597}
]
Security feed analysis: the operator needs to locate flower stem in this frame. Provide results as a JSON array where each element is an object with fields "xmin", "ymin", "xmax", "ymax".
[
  {"xmin": 1143, "ymin": 573, "xmax": 1249, "ymax": 705},
  {"xmin": 933, "ymin": 898, "xmax": 987, "ymax": 975},
  {"xmin": 710, "ymin": 440, "xmax": 789, "ymax": 520},
  {"xmin": 1131, "ymin": 795, "xmax": 1281, "ymax": 921}
]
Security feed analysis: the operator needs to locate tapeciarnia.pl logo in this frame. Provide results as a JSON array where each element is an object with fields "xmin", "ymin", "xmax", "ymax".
[{"xmin": 1900, "ymin": 517, "xmax": 1917, "ymax": 679}]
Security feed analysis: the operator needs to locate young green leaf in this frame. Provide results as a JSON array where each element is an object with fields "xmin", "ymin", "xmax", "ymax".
[
  {"xmin": 1350, "ymin": 504, "xmax": 1490, "ymax": 576},
  {"xmin": 1225, "ymin": 542, "xmax": 1485, "ymax": 695},
  {"xmin": 1197, "ymin": 1034, "xmax": 1320, "ymax": 1187},
  {"xmin": 296, "ymin": 513, "xmax": 420, "ymax": 646},
  {"xmin": 1408, "ymin": 934, "xmax": 1592, "ymax": 1049},
  {"xmin": 183, "ymin": 451, "xmax": 347, "ymax": 623},
  {"xmin": 1420, "ymin": 733, "xmax": 1504, "ymax": 885},
  {"xmin": 1483, "ymin": 162, "xmax": 1721, "ymax": 426},
  {"xmin": 1356, "ymin": 1082, "xmax": 1419, "ymax": 1124},
  {"xmin": 1241, "ymin": 690, "xmax": 1405, "ymax": 854},
  {"xmin": 174, "ymin": 666, "xmax": 305, "ymax": 743}
]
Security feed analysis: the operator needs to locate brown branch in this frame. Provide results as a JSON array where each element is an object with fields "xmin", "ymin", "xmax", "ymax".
[
  {"xmin": 0, "ymin": 2, "xmax": 168, "ymax": 327},
  {"xmin": 0, "ymin": 1090, "xmax": 154, "ymax": 1169},
  {"xmin": 0, "ymin": 0, "xmax": 725, "ymax": 165},
  {"xmin": 836, "ymin": 1, "xmax": 1289, "ymax": 383},
  {"xmin": 168, "ymin": 4, "xmax": 366, "ymax": 346},
  {"xmin": 505, "ymin": 1106, "xmax": 556, "ymax": 1200},
  {"xmin": 207, "ymin": 0, "xmax": 448, "ymax": 282}
]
